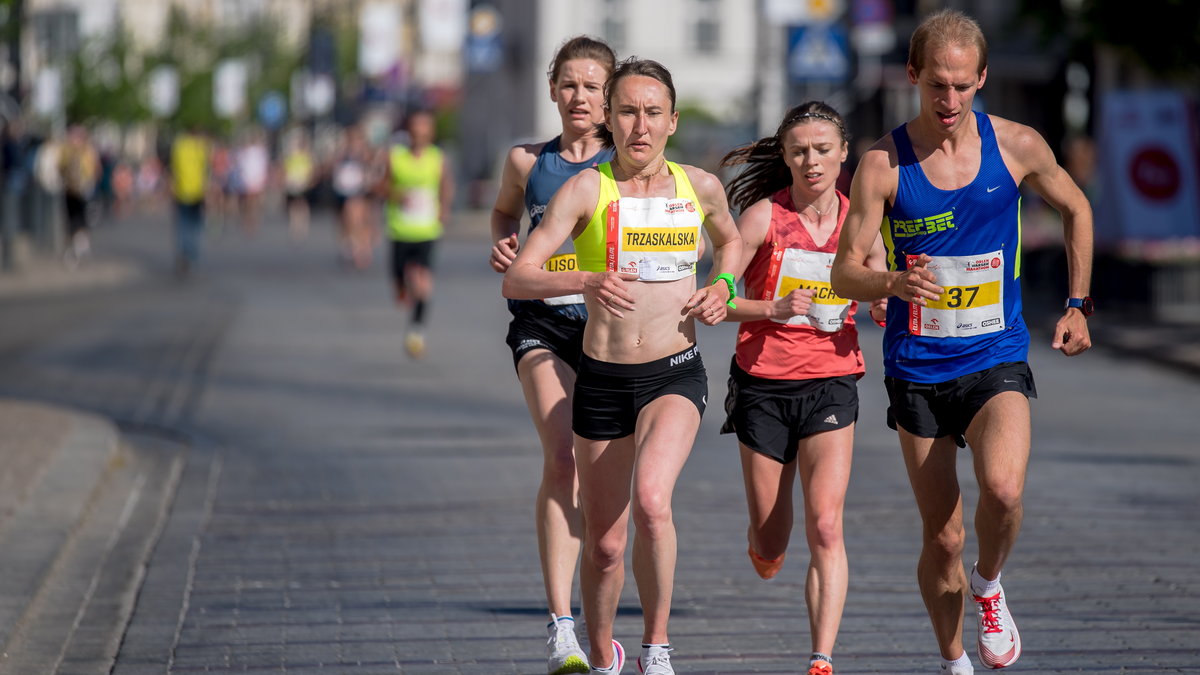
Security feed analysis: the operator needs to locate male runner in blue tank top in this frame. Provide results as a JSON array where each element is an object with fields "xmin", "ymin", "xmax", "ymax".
[{"xmin": 831, "ymin": 9, "xmax": 1094, "ymax": 674}]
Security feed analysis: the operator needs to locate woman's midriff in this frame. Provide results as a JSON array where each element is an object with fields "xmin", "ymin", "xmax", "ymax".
[{"xmin": 583, "ymin": 276, "xmax": 699, "ymax": 364}]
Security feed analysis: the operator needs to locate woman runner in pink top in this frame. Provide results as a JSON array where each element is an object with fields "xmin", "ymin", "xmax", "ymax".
[{"xmin": 719, "ymin": 101, "xmax": 886, "ymax": 675}]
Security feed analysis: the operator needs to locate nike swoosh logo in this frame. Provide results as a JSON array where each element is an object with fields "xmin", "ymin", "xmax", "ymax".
[
  {"xmin": 1003, "ymin": 379, "xmax": 1018, "ymax": 384},
  {"xmin": 987, "ymin": 186, "xmax": 1001, "ymax": 193}
]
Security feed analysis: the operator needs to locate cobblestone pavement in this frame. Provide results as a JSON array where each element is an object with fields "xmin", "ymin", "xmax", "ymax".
[{"xmin": 2, "ymin": 209, "xmax": 1198, "ymax": 673}]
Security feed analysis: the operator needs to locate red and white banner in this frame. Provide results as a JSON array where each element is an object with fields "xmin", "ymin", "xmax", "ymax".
[{"xmin": 1097, "ymin": 90, "xmax": 1199, "ymax": 245}]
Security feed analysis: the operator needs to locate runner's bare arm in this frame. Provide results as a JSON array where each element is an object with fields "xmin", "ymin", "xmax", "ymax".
[
  {"xmin": 685, "ymin": 168, "xmax": 744, "ymax": 325},
  {"xmin": 832, "ymin": 142, "xmax": 942, "ymax": 304},
  {"xmin": 502, "ymin": 170, "xmax": 637, "ymax": 312},
  {"xmin": 489, "ymin": 144, "xmax": 540, "ymax": 272},
  {"xmin": 864, "ymin": 231, "xmax": 890, "ymax": 322},
  {"xmin": 723, "ymin": 198, "xmax": 810, "ymax": 322},
  {"xmin": 1002, "ymin": 120, "xmax": 1094, "ymax": 355}
]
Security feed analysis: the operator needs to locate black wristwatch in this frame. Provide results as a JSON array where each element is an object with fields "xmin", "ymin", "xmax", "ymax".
[{"xmin": 1065, "ymin": 296, "xmax": 1094, "ymax": 317}]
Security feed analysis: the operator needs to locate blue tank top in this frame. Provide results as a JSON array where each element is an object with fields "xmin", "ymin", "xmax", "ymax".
[
  {"xmin": 880, "ymin": 112, "xmax": 1028, "ymax": 383},
  {"xmin": 510, "ymin": 136, "xmax": 614, "ymax": 318}
]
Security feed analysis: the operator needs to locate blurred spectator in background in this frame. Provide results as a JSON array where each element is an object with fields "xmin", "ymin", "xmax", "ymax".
[
  {"xmin": 331, "ymin": 124, "xmax": 379, "ymax": 269},
  {"xmin": 235, "ymin": 128, "xmax": 271, "ymax": 236},
  {"xmin": 110, "ymin": 154, "xmax": 135, "ymax": 220},
  {"xmin": 170, "ymin": 126, "xmax": 210, "ymax": 278},
  {"xmin": 135, "ymin": 153, "xmax": 164, "ymax": 212},
  {"xmin": 1064, "ymin": 135, "xmax": 1098, "ymax": 203},
  {"xmin": 208, "ymin": 139, "xmax": 235, "ymax": 230},
  {"xmin": 1, "ymin": 117, "xmax": 33, "ymax": 269},
  {"xmin": 58, "ymin": 124, "xmax": 101, "ymax": 268},
  {"xmin": 282, "ymin": 128, "xmax": 317, "ymax": 242}
]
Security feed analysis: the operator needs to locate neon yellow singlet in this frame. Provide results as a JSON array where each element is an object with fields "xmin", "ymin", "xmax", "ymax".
[
  {"xmin": 386, "ymin": 145, "xmax": 444, "ymax": 242},
  {"xmin": 574, "ymin": 161, "xmax": 705, "ymax": 278}
]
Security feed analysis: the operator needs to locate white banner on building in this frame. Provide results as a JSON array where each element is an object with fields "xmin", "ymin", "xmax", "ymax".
[
  {"xmin": 765, "ymin": 0, "xmax": 844, "ymax": 25},
  {"xmin": 1097, "ymin": 90, "xmax": 1200, "ymax": 244},
  {"xmin": 214, "ymin": 59, "xmax": 248, "ymax": 119},
  {"xmin": 360, "ymin": 1, "xmax": 403, "ymax": 77},
  {"xmin": 420, "ymin": 0, "xmax": 467, "ymax": 52}
]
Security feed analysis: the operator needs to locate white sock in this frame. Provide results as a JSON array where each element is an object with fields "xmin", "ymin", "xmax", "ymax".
[
  {"xmin": 970, "ymin": 563, "xmax": 1001, "ymax": 597},
  {"xmin": 941, "ymin": 652, "xmax": 973, "ymax": 671}
]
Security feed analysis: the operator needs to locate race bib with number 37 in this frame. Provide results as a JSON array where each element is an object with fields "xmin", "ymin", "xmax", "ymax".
[{"xmin": 907, "ymin": 251, "xmax": 1005, "ymax": 338}]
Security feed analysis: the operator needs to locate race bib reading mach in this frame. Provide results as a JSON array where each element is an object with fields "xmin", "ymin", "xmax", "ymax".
[
  {"xmin": 606, "ymin": 197, "xmax": 701, "ymax": 281},
  {"xmin": 907, "ymin": 251, "xmax": 1005, "ymax": 338},
  {"xmin": 764, "ymin": 248, "xmax": 851, "ymax": 332}
]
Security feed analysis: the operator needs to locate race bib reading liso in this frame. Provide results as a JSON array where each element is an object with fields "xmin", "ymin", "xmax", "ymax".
[
  {"xmin": 907, "ymin": 251, "xmax": 1005, "ymax": 338},
  {"xmin": 605, "ymin": 197, "xmax": 701, "ymax": 281},
  {"xmin": 764, "ymin": 248, "xmax": 851, "ymax": 332},
  {"xmin": 541, "ymin": 253, "xmax": 584, "ymax": 305}
]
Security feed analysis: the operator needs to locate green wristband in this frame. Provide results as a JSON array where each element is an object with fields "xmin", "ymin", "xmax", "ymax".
[{"xmin": 712, "ymin": 273, "xmax": 737, "ymax": 309}]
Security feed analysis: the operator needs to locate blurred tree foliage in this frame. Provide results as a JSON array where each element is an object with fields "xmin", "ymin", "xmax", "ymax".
[
  {"xmin": 66, "ymin": 22, "xmax": 148, "ymax": 125},
  {"xmin": 61, "ymin": 6, "xmax": 313, "ymax": 136},
  {"xmin": 1019, "ymin": 0, "xmax": 1200, "ymax": 80}
]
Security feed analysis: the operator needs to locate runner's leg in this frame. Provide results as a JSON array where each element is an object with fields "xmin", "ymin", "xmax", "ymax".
[
  {"xmin": 965, "ymin": 392, "xmax": 1030, "ymax": 580},
  {"xmin": 576, "ymin": 434, "xmax": 634, "ymax": 670},
  {"xmin": 740, "ymin": 442, "xmax": 795, "ymax": 562},
  {"xmin": 899, "ymin": 429, "xmax": 970, "ymax": 661},
  {"xmin": 631, "ymin": 394, "xmax": 701, "ymax": 645},
  {"xmin": 517, "ymin": 349, "xmax": 583, "ymax": 618},
  {"xmin": 796, "ymin": 425, "xmax": 854, "ymax": 658}
]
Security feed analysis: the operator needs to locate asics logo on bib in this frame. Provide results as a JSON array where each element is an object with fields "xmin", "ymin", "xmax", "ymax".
[
  {"xmin": 892, "ymin": 211, "xmax": 955, "ymax": 238},
  {"xmin": 623, "ymin": 229, "xmax": 697, "ymax": 250},
  {"xmin": 669, "ymin": 346, "xmax": 700, "ymax": 367}
]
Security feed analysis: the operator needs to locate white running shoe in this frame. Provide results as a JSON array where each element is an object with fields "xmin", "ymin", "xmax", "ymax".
[
  {"xmin": 590, "ymin": 639, "xmax": 624, "ymax": 674},
  {"xmin": 940, "ymin": 661, "xmax": 975, "ymax": 674},
  {"xmin": 637, "ymin": 644, "xmax": 673, "ymax": 675},
  {"xmin": 974, "ymin": 584, "xmax": 1021, "ymax": 668},
  {"xmin": 547, "ymin": 615, "xmax": 589, "ymax": 675}
]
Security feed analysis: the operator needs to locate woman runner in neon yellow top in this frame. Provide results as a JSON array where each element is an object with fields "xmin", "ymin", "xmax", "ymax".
[{"xmin": 504, "ymin": 58, "xmax": 742, "ymax": 675}]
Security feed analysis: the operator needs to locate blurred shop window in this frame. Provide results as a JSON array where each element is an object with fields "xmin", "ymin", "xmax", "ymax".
[
  {"xmin": 692, "ymin": 0, "xmax": 721, "ymax": 53},
  {"xmin": 601, "ymin": 0, "xmax": 627, "ymax": 52}
]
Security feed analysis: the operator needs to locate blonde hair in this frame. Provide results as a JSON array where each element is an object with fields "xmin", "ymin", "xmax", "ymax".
[{"xmin": 908, "ymin": 9, "xmax": 988, "ymax": 76}]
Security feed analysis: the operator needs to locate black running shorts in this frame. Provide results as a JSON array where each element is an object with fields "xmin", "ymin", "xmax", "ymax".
[
  {"xmin": 504, "ymin": 301, "xmax": 586, "ymax": 371},
  {"xmin": 885, "ymin": 361, "xmax": 1037, "ymax": 447},
  {"xmin": 390, "ymin": 239, "xmax": 435, "ymax": 280},
  {"xmin": 572, "ymin": 345, "xmax": 708, "ymax": 441},
  {"xmin": 721, "ymin": 357, "xmax": 859, "ymax": 464}
]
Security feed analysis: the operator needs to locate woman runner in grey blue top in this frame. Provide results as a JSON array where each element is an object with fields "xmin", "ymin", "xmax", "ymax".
[{"xmin": 487, "ymin": 35, "xmax": 615, "ymax": 675}]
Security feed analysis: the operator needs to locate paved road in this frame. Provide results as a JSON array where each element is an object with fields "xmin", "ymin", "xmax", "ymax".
[{"xmin": 1, "ymin": 208, "xmax": 1198, "ymax": 673}]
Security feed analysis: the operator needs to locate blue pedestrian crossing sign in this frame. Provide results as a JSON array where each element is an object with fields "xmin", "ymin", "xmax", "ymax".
[{"xmin": 787, "ymin": 24, "xmax": 851, "ymax": 83}]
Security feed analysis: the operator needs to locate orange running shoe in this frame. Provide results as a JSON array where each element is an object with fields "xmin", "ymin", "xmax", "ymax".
[
  {"xmin": 808, "ymin": 659, "xmax": 833, "ymax": 675},
  {"xmin": 747, "ymin": 544, "xmax": 785, "ymax": 580}
]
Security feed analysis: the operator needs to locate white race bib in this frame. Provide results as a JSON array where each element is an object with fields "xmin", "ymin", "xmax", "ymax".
[
  {"xmin": 765, "ymin": 248, "xmax": 851, "ymax": 332},
  {"xmin": 542, "ymin": 253, "xmax": 584, "ymax": 305},
  {"xmin": 402, "ymin": 187, "xmax": 438, "ymax": 222},
  {"xmin": 907, "ymin": 251, "xmax": 1005, "ymax": 338},
  {"xmin": 606, "ymin": 197, "xmax": 701, "ymax": 281}
]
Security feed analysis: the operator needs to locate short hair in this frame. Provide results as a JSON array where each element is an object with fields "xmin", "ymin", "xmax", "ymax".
[{"xmin": 908, "ymin": 8, "xmax": 988, "ymax": 76}]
